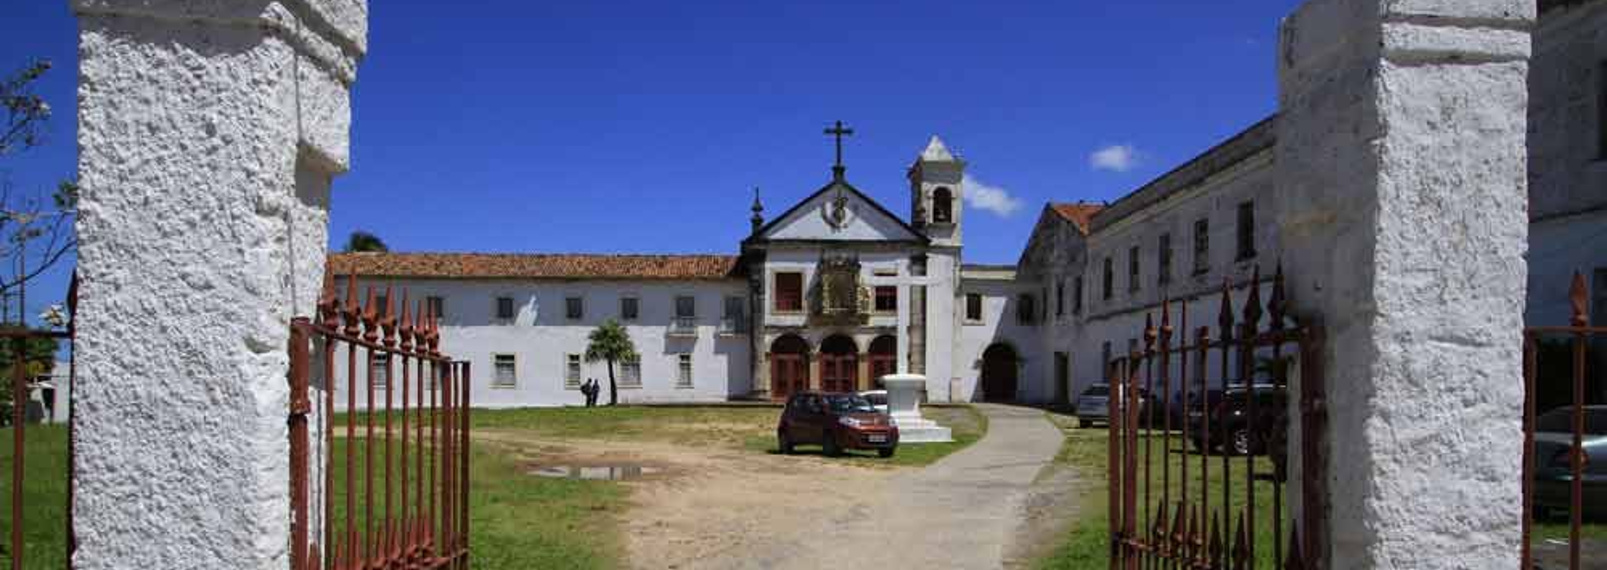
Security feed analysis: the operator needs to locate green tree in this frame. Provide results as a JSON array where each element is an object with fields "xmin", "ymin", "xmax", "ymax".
[
  {"xmin": 342, "ymin": 231, "xmax": 389, "ymax": 253},
  {"xmin": 584, "ymin": 319, "xmax": 637, "ymax": 406},
  {"xmin": 0, "ymin": 333, "xmax": 57, "ymax": 418}
]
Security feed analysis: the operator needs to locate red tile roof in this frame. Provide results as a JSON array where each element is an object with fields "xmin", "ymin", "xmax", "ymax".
[
  {"xmin": 1050, "ymin": 203, "xmax": 1104, "ymax": 235},
  {"xmin": 328, "ymin": 252, "xmax": 743, "ymax": 281}
]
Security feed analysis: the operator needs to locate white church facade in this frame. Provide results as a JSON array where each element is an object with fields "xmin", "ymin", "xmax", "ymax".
[
  {"xmin": 331, "ymin": 0, "xmax": 1607, "ymax": 409},
  {"xmin": 331, "ymin": 136, "xmax": 1046, "ymax": 406}
]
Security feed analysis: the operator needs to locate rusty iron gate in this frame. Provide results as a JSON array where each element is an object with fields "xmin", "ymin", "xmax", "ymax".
[
  {"xmin": 3, "ymin": 276, "xmax": 76, "ymax": 570},
  {"xmin": 1522, "ymin": 272, "xmax": 1603, "ymax": 570},
  {"xmin": 289, "ymin": 276, "xmax": 471, "ymax": 570},
  {"xmin": 1108, "ymin": 266, "xmax": 1324, "ymax": 569}
]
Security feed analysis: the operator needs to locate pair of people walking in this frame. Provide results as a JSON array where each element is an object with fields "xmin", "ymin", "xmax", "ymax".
[{"xmin": 580, "ymin": 378, "xmax": 603, "ymax": 407}]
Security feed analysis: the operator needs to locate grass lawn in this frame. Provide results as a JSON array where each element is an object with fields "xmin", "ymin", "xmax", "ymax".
[
  {"xmin": 3, "ymin": 404, "xmax": 987, "ymax": 569},
  {"xmin": 0, "ymin": 425, "xmax": 69, "ymax": 570},
  {"xmin": 0, "ymin": 424, "xmax": 626, "ymax": 570},
  {"xmin": 468, "ymin": 403, "xmax": 987, "ymax": 469},
  {"xmin": 1036, "ymin": 411, "xmax": 1286, "ymax": 569}
]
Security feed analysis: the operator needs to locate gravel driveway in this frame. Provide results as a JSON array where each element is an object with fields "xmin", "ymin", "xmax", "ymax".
[{"xmin": 627, "ymin": 404, "xmax": 1067, "ymax": 570}]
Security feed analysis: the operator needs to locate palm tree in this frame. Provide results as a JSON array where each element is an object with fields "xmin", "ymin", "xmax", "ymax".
[
  {"xmin": 585, "ymin": 319, "xmax": 637, "ymax": 406},
  {"xmin": 343, "ymin": 231, "xmax": 389, "ymax": 253}
]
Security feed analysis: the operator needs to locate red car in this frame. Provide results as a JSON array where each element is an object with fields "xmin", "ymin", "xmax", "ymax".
[{"xmin": 777, "ymin": 391, "xmax": 900, "ymax": 458}]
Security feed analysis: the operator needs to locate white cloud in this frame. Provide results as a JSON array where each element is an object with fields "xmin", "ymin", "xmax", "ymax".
[
  {"xmin": 1089, "ymin": 144, "xmax": 1140, "ymax": 173},
  {"xmin": 963, "ymin": 175, "xmax": 1022, "ymax": 218}
]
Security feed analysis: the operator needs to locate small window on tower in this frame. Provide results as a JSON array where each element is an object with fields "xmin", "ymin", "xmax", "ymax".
[
  {"xmin": 965, "ymin": 293, "xmax": 984, "ymax": 323},
  {"xmin": 932, "ymin": 187, "xmax": 954, "ymax": 224}
]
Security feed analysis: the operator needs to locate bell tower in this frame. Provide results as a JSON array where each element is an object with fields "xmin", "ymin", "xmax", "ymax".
[{"xmin": 909, "ymin": 136, "xmax": 965, "ymax": 248}]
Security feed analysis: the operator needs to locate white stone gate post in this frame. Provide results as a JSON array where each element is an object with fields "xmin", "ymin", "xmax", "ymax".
[
  {"xmin": 69, "ymin": 1, "xmax": 366, "ymax": 568},
  {"xmin": 1276, "ymin": 0, "xmax": 1532, "ymax": 567}
]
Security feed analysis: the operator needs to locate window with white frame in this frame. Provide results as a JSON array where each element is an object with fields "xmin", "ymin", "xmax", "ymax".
[
  {"xmin": 565, "ymin": 354, "xmax": 582, "ymax": 390},
  {"xmin": 493, "ymin": 354, "xmax": 517, "ymax": 388},
  {"xmin": 496, "ymin": 297, "xmax": 516, "ymax": 320},
  {"xmin": 565, "ymin": 297, "xmax": 584, "ymax": 320},
  {"xmin": 620, "ymin": 357, "xmax": 643, "ymax": 388},
  {"xmin": 676, "ymin": 354, "xmax": 693, "ymax": 388}
]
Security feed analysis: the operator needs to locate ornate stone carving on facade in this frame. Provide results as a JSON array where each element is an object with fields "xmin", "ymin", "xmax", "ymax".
[{"xmin": 811, "ymin": 253, "xmax": 869, "ymax": 326}]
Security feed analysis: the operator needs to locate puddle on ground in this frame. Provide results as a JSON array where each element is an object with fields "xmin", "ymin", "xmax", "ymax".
[{"xmin": 530, "ymin": 464, "xmax": 662, "ymax": 481}]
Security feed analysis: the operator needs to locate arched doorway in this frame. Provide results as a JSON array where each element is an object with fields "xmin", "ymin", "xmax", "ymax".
[
  {"xmin": 819, "ymin": 335, "xmax": 859, "ymax": 393},
  {"xmin": 868, "ymin": 335, "xmax": 897, "ymax": 389},
  {"xmin": 980, "ymin": 343, "xmax": 1019, "ymax": 402},
  {"xmin": 770, "ymin": 335, "xmax": 810, "ymax": 401}
]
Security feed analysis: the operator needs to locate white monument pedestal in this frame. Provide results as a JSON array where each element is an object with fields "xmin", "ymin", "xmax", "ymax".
[{"xmin": 882, "ymin": 374, "xmax": 953, "ymax": 443}]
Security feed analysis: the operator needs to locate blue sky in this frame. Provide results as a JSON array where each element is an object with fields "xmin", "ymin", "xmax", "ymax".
[{"xmin": 3, "ymin": 0, "xmax": 1303, "ymax": 317}]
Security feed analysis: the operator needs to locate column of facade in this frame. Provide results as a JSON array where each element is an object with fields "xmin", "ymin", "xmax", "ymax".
[
  {"xmin": 808, "ymin": 350, "xmax": 822, "ymax": 391},
  {"xmin": 71, "ymin": 1, "xmax": 367, "ymax": 567},
  {"xmin": 856, "ymin": 353, "xmax": 871, "ymax": 392},
  {"xmin": 1276, "ymin": 0, "xmax": 1531, "ymax": 566}
]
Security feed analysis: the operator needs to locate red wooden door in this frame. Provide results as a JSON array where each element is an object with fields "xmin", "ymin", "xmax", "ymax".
[
  {"xmin": 772, "ymin": 353, "xmax": 806, "ymax": 401},
  {"xmin": 821, "ymin": 353, "xmax": 857, "ymax": 393}
]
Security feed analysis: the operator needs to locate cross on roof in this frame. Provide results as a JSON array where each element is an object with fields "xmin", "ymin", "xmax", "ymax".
[{"xmin": 824, "ymin": 120, "xmax": 854, "ymax": 178}]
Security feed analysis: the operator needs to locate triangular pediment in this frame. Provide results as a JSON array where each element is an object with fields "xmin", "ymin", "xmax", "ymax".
[{"xmin": 755, "ymin": 180, "xmax": 926, "ymax": 243}]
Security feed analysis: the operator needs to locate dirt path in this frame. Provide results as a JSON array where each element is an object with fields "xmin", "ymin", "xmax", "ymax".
[
  {"xmin": 477, "ymin": 405, "xmax": 1074, "ymax": 570},
  {"xmin": 627, "ymin": 404, "xmax": 1065, "ymax": 570}
]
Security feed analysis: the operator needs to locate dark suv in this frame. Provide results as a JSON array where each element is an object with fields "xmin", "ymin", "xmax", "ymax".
[
  {"xmin": 777, "ymin": 391, "xmax": 900, "ymax": 458},
  {"xmin": 1186, "ymin": 384, "xmax": 1286, "ymax": 456}
]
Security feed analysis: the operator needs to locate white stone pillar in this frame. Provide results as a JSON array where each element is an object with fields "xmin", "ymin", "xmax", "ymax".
[
  {"xmin": 70, "ymin": 1, "xmax": 366, "ymax": 568},
  {"xmin": 1276, "ymin": 0, "xmax": 1531, "ymax": 567}
]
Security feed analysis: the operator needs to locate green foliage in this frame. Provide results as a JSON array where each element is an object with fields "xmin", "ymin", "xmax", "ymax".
[
  {"xmin": 0, "ymin": 335, "xmax": 56, "ymax": 411},
  {"xmin": 584, "ymin": 320, "xmax": 637, "ymax": 406},
  {"xmin": 1, "ymin": 60, "xmax": 52, "ymax": 156},
  {"xmin": 342, "ymin": 231, "xmax": 389, "ymax": 253}
]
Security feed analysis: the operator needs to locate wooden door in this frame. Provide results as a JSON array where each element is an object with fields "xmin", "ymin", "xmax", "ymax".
[
  {"xmin": 821, "ymin": 353, "xmax": 857, "ymax": 393},
  {"xmin": 772, "ymin": 353, "xmax": 806, "ymax": 401}
]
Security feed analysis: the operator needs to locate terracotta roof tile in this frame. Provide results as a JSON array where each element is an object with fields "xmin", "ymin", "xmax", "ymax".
[
  {"xmin": 1050, "ymin": 203, "xmax": 1104, "ymax": 235},
  {"xmin": 328, "ymin": 252, "xmax": 743, "ymax": 281}
]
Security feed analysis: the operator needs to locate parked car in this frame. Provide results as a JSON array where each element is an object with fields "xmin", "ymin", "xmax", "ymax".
[
  {"xmin": 859, "ymin": 389, "xmax": 889, "ymax": 414},
  {"xmin": 1185, "ymin": 384, "xmax": 1285, "ymax": 455},
  {"xmin": 1074, "ymin": 384, "xmax": 1152, "ymax": 429},
  {"xmin": 778, "ymin": 391, "xmax": 899, "ymax": 458},
  {"xmin": 1532, "ymin": 405, "xmax": 1607, "ymax": 517}
]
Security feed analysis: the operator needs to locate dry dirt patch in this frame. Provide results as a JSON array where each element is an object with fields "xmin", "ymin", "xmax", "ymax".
[{"xmin": 475, "ymin": 428, "xmax": 898, "ymax": 569}]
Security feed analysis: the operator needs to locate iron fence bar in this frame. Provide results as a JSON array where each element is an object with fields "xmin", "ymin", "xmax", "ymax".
[
  {"xmin": 459, "ymin": 361, "xmax": 471, "ymax": 570},
  {"xmin": 66, "ymin": 277, "xmax": 79, "ymax": 569},
  {"xmin": 399, "ymin": 296, "xmax": 413, "ymax": 564},
  {"xmin": 289, "ymin": 320, "xmax": 312, "ymax": 570},
  {"xmin": 1143, "ymin": 316, "xmax": 1156, "ymax": 569},
  {"xmin": 380, "ymin": 290, "xmax": 395, "ymax": 562},
  {"xmin": 1522, "ymin": 331, "xmax": 1536, "ymax": 570},
  {"xmin": 341, "ymin": 279, "xmax": 359, "ymax": 568},
  {"xmin": 12, "ymin": 336, "xmax": 26, "ymax": 570},
  {"xmin": 1196, "ymin": 326, "xmax": 1210, "ymax": 570},
  {"xmin": 1241, "ymin": 268, "xmax": 1262, "ymax": 570},
  {"xmin": 1217, "ymin": 281, "xmax": 1234, "ymax": 569},
  {"xmin": 1110, "ymin": 357, "xmax": 1123, "ymax": 570},
  {"xmin": 1177, "ymin": 300, "xmax": 1191, "ymax": 569},
  {"xmin": 1158, "ymin": 304, "xmax": 1174, "ymax": 570},
  {"xmin": 1568, "ymin": 272, "xmax": 1587, "ymax": 570}
]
